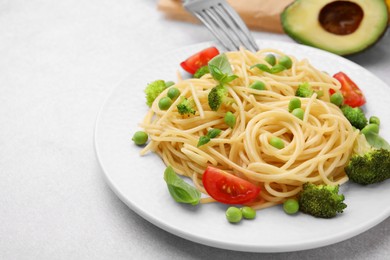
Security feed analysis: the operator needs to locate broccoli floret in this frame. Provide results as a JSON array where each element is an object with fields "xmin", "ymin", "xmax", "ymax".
[
  {"xmin": 346, "ymin": 149, "xmax": 390, "ymax": 185},
  {"xmin": 345, "ymin": 134, "xmax": 390, "ymax": 185},
  {"xmin": 341, "ymin": 105, "xmax": 367, "ymax": 130},
  {"xmin": 295, "ymin": 82, "xmax": 314, "ymax": 97},
  {"xmin": 144, "ymin": 80, "xmax": 170, "ymax": 107},
  {"xmin": 177, "ymin": 97, "xmax": 196, "ymax": 115},
  {"xmin": 193, "ymin": 65, "xmax": 210, "ymax": 78},
  {"xmin": 208, "ymin": 85, "xmax": 234, "ymax": 111},
  {"xmin": 299, "ymin": 183, "xmax": 347, "ymax": 218}
]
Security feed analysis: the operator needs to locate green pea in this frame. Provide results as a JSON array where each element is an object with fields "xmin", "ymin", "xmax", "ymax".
[
  {"xmin": 283, "ymin": 198, "xmax": 299, "ymax": 215},
  {"xmin": 224, "ymin": 111, "xmax": 236, "ymax": 128},
  {"xmin": 250, "ymin": 81, "xmax": 266, "ymax": 91},
  {"xmin": 330, "ymin": 93, "xmax": 344, "ymax": 106},
  {"xmin": 288, "ymin": 97, "xmax": 301, "ymax": 112},
  {"xmin": 241, "ymin": 206, "xmax": 256, "ymax": 219},
  {"xmin": 369, "ymin": 116, "xmax": 380, "ymax": 126},
  {"xmin": 279, "ymin": 56, "xmax": 293, "ymax": 69},
  {"xmin": 226, "ymin": 207, "xmax": 242, "ymax": 223},
  {"xmin": 270, "ymin": 136, "xmax": 284, "ymax": 149},
  {"xmin": 132, "ymin": 131, "xmax": 148, "ymax": 145},
  {"xmin": 361, "ymin": 123, "xmax": 379, "ymax": 135},
  {"xmin": 165, "ymin": 81, "xmax": 175, "ymax": 87},
  {"xmin": 158, "ymin": 97, "xmax": 173, "ymax": 110},
  {"xmin": 292, "ymin": 108, "xmax": 304, "ymax": 120},
  {"xmin": 265, "ymin": 54, "xmax": 276, "ymax": 66},
  {"xmin": 167, "ymin": 87, "xmax": 180, "ymax": 100}
]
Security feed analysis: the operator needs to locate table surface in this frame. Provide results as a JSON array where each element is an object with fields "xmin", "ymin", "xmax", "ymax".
[{"xmin": 1, "ymin": 1, "xmax": 389, "ymax": 259}]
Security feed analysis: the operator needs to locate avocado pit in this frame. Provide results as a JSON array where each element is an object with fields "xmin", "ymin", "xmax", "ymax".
[{"xmin": 319, "ymin": 1, "xmax": 364, "ymax": 35}]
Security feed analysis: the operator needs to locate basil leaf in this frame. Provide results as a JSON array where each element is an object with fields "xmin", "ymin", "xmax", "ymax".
[
  {"xmin": 197, "ymin": 135, "xmax": 211, "ymax": 147},
  {"xmin": 208, "ymin": 54, "xmax": 238, "ymax": 86},
  {"xmin": 207, "ymin": 128, "xmax": 222, "ymax": 138},
  {"xmin": 270, "ymin": 64, "xmax": 286, "ymax": 74},
  {"xmin": 251, "ymin": 63, "xmax": 287, "ymax": 74},
  {"xmin": 208, "ymin": 64, "xmax": 226, "ymax": 82},
  {"xmin": 251, "ymin": 64, "xmax": 271, "ymax": 73},
  {"xmin": 197, "ymin": 129, "xmax": 222, "ymax": 147},
  {"xmin": 208, "ymin": 54, "xmax": 233, "ymax": 75},
  {"xmin": 364, "ymin": 132, "xmax": 390, "ymax": 150},
  {"xmin": 164, "ymin": 166, "xmax": 201, "ymax": 205},
  {"xmin": 208, "ymin": 65, "xmax": 238, "ymax": 85},
  {"xmin": 221, "ymin": 74, "xmax": 238, "ymax": 85}
]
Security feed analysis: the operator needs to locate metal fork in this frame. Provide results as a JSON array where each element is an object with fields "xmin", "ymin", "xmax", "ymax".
[{"xmin": 182, "ymin": 0, "xmax": 259, "ymax": 52}]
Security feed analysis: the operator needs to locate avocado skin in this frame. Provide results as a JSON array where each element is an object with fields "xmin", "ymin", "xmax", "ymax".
[{"xmin": 281, "ymin": 0, "xmax": 389, "ymax": 56}]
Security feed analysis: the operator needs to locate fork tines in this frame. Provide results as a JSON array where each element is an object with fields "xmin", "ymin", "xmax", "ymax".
[{"xmin": 183, "ymin": 0, "xmax": 258, "ymax": 52}]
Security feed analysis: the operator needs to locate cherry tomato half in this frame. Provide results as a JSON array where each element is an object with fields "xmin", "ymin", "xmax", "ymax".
[
  {"xmin": 202, "ymin": 166, "xmax": 261, "ymax": 204},
  {"xmin": 333, "ymin": 72, "xmax": 366, "ymax": 107},
  {"xmin": 180, "ymin": 47, "xmax": 220, "ymax": 74}
]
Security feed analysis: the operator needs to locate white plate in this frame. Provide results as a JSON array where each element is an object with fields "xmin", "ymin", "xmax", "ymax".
[{"xmin": 94, "ymin": 40, "xmax": 390, "ymax": 252}]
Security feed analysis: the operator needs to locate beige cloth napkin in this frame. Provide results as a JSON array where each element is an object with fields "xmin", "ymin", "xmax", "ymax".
[{"xmin": 157, "ymin": 0, "xmax": 294, "ymax": 33}]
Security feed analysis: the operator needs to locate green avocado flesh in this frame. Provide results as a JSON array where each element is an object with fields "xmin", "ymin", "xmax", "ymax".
[{"xmin": 281, "ymin": 0, "xmax": 389, "ymax": 56}]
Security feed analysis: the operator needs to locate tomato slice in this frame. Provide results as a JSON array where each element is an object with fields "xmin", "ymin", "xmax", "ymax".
[
  {"xmin": 333, "ymin": 72, "xmax": 366, "ymax": 107},
  {"xmin": 180, "ymin": 47, "xmax": 220, "ymax": 74},
  {"xmin": 202, "ymin": 166, "xmax": 261, "ymax": 204}
]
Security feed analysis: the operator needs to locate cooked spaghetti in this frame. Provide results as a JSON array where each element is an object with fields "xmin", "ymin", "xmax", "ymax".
[{"xmin": 139, "ymin": 48, "xmax": 358, "ymax": 210}]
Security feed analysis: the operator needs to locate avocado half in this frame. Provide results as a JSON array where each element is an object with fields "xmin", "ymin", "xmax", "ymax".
[{"xmin": 281, "ymin": 0, "xmax": 389, "ymax": 56}]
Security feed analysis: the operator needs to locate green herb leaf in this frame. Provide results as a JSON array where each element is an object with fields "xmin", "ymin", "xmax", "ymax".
[
  {"xmin": 251, "ymin": 63, "xmax": 287, "ymax": 74},
  {"xmin": 208, "ymin": 54, "xmax": 238, "ymax": 85},
  {"xmin": 222, "ymin": 75, "xmax": 238, "ymax": 85},
  {"xmin": 364, "ymin": 132, "xmax": 390, "ymax": 150},
  {"xmin": 208, "ymin": 54, "xmax": 233, "ymax": 75},
  {"xmin": 197, "ymin": 135, "xmax": 211, "ymax": 147},
  {"xmin": 207, "ymin": 128, "xmax": 222, "ymax": 138},
  {"xmin": 208, "ymin": 64, "xmax": 226, "ymax": 82},
  {"xmin": 270, "ymin": 64, "xmax": 286, "ymax": 74},
  {"xmin": 197, "ymin": 129, "xmax": 222, "ymax": 147},
  {"xmin": 164, "ymin": 166, "xmax": 201, "ymax": 205},
  {"xmin": 251, "ymin": 63, "xmax": 271, "ymax": 73}
]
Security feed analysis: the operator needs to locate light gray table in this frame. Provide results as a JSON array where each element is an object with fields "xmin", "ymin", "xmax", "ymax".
[{"xmin": 1, "ymin": 1, "xmax": 389, "ymax": 259}]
